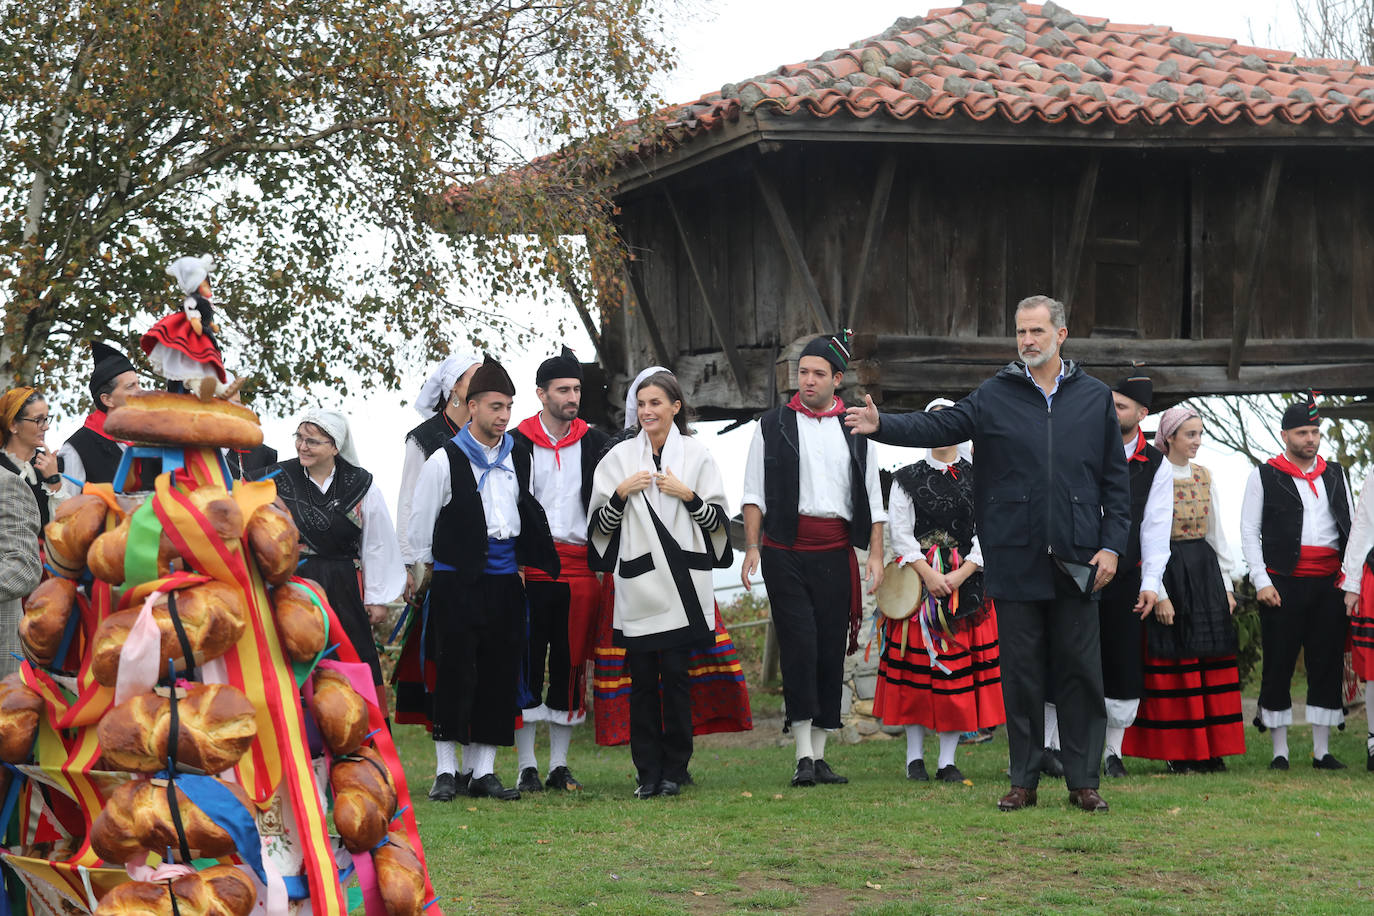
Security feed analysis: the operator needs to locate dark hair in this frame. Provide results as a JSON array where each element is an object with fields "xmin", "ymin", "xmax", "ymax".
[
  {"xmin": 93, "ymin": 377, "xmax": 119, "ymax": 412},
  {"xmin": 635, "ymin": 371, "xmax": 693, "ymax": 435}
]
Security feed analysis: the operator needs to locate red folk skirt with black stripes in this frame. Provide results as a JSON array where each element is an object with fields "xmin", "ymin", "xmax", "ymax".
[
  {"xmin": 1122, "ymin": 653, "xmax": 1247, "ymax": 761},
  {"xmin": 1351, "ymin": 566, "xmax": 1374, "ymax": 680},
  {"xmin": 872, "ymin": 602, "xmax": 1005, "ymax": 733}
]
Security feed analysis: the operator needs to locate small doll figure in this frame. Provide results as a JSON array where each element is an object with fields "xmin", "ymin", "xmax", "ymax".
[{"xmin": 141, "ymin": 254, "xmax": 232, "ymax": 400}]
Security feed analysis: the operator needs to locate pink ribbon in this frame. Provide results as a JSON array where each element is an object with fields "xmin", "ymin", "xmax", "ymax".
[{"xmin": 115, "ymin": 590, "xmax": 166, "ymax": 705}]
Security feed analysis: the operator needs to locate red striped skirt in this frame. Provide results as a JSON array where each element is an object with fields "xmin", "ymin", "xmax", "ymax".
[
  {"xmin": 1350, "ymin": 567, "xmax": 1374, "ymax": 681},
  {"xmin": 1122, "ymin": 653, "xmax": 1246, "ymax": 761},
  {"xmin": 872, "ymin": 603, "xmax": 1004, "ymax": 733}
]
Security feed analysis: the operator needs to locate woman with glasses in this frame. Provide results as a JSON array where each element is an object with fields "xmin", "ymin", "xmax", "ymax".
[
  {"xmin": 0, "ymin": 387, "xmax": 71, "ymax": 527},
  {"xmin": 260, "ymin": 409, "xmax": 405, "ymax": 705}
]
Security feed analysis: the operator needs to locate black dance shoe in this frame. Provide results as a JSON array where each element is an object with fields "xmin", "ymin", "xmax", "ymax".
[
  {"xmin": 906, "ymin": 760, "xmax": 930, "ymax": 782},
  {"xmin": 545, "ymin": 766, "xmax": 582, "ymax": 791},
  {"xmin": 814, "ymin": 759, "xmax": 848, "ymax": 784},
  {"xmin": 1312, "ymin": 754, "xmax": 1347, "ymax": 770},
  {"xmin": 428, "ymin": 772, "xmax": 459, "ymax": 802},
  {"xmin": 791, "ymin": 757, "xmax": 816, "ymax": 787},
  {"xmin": 1366, "ymin": 750, "xmax": 1374, "ymax": 772},
  {"xmin": 1204, "ymin": 757, "xmax": 1227, "ymax": 773},
  {"xmin": 469, "ymin": 774, "xmax": 521, "ymax": 800},
  {"xmin": 1165, "ymin": 760, "xmax": 1195, "ymax": 774},
  {"xmin": 935, "ymin": 764, "xmax": 965, "ymax": 783},
  {"xmin": 1103, "ymin": 755, "xmax": 1127, "ymax": 778},
  {"xmin": 658, "ymin": 779, "xmax": 681, "ymax": 796},
  {"xmin": 517, "ymin": 767, "xmax": 545, "ymax": 793},
  {"xmin": 633, "ymin": 782, "xmax": 660, "ymax": 799},
  {"xmin": 1040, "ymin": 748, "xmax": 1065, "ymax": 778},
  {"xmin": 1269, "ymin": 756, "xmax": 1290, "ymax": 770}
]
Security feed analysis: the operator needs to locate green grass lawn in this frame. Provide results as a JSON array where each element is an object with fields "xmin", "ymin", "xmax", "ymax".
[{"xmin": 392, "ymin": 714, "xmax": 1374, "ymax": 915}]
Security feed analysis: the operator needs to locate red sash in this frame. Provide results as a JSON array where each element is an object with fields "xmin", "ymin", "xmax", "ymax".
[
  {"xmin": 763, "ymin": 516, "xmax": 863, "ymax": 654},
  {"xmin": 525, "ymin": 541, "xmax": 603, "ymax": 715},
  {"xmin": 1271, "ymin": 545, "xmax": 1343, "ymax": 579}
]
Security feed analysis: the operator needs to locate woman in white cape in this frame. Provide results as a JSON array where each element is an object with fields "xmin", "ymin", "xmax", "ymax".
[{"xmin": 588, "ymin": 370, "xmax": 731, "ymax": 798}]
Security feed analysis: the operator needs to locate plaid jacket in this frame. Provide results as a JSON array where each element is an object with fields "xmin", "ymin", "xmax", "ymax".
[{"xmin": 0, "ymin": 467, "xmax": 41, "ymax": 677}]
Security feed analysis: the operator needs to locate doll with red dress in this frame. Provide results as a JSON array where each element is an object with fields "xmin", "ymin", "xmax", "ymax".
[{"xmin": 141, "ymin": 254, "xmax": 231, "ymax": 400}]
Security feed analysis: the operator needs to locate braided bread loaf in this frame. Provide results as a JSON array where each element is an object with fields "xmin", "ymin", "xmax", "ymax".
[
  {"xmin": 375, "ymin": 831, "xmax": 426, "ymax": 916},
  {"xmin": 43, "ymin": 493, "xmax": 108, "ymax": 578},
  {"xmin": 93, "ymin": 864, "xmax": 256, "ymax": 916},
  {"xmin": 98, "ymin": 683, "xmax": 257, "ymax": 775},
  {"xmin": 309, "ymin": 668, "xmax": 367, "ymax": 756},
  {"xmin": 246, "ymin": 503, "xmax": 300, "ymax": 586},
  {"xmin": 91, "ymin": 776, "xmax": 255, "ymax": 864},
  {"xmin": 19, "ymin": 577, "xmax": 77, "ymax": 667},
  {"xmin": 91, "ymin": 582, "xmax": 248, "ymax": 686},
  {"xmin": 330, "ymin": 746, "xmax": 397, "ymax": 853},
  {"xmin": 87, "ymin": 514, "xmax": 180, "ymax": 586},
  {"xmin": 272, "ymin": 581, "xmax": 326, "ymax": 663},
  {"xmin": 0, "ymin": 673, "xmax": 43, "ymax": 764}
]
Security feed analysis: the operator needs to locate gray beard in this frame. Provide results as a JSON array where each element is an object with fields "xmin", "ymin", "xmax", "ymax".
[{"xmin": 1021, "ymin": 341, "xmax": 1059, "ymax": 369}]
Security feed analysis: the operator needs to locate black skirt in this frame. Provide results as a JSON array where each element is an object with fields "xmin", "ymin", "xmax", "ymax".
[{"xmin": 1147, "ymin": 538, "xmax": 1236, "ymax": 659}]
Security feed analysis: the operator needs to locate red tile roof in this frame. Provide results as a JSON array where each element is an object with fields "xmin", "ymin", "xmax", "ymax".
[{"xmin": 663, "ymin": 1, "xmax": 1374, "ymax": 138}]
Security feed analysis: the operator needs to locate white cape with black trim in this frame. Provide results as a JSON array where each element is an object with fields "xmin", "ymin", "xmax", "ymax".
[{"xmin": 588, "ymin": 426, "xmax": 730, "ymax": 641}]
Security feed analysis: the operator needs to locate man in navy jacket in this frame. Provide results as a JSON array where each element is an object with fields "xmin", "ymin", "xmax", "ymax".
[{"xmin": 846, "ymin": 295, "xmax": 1130, "ymax": 813}]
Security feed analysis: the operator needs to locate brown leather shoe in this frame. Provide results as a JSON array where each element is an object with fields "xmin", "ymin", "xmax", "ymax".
[
  {"xmin": 1068, "ymin": 787, "xmax": 1109, "ymax": 813},
  {"xmin": 997, "ymin": 786, "xmax": 1038, "ymax": 811}
]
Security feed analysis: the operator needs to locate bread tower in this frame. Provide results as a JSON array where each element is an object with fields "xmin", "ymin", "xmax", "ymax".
[{"xmin": 0, "ymin": 392, "xmax": 440, "ymax": 916}]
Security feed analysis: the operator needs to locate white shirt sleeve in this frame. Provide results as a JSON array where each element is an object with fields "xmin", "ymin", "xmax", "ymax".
[
  {"xmin": 1208, "ymin": 475, "xmax": 1236, "ymax": 590},
  {"xmin": 740, "ymin": 424, "xmax": 766, "ymax": 514},
  {"xmin": 888, "ymin": 484, "xmax": 919, "ymax": 565},
  {"xmin": 409, "ymin": 452, "xmax": 451, "ymax": 566},
  {"xmin": 1343, "ymin": 484, "xmax": 1373, "ymax": 595},
  {"xmin": 864, "ymin": 439, "xmax": 887, "ymax": 525},
  {"xmin": 395, "ymin": 438, "xmax": 427, "ymax": 564},
  {"xmin": 57, "ymin": 442, "xmax": 85, "ymax": 490},
  {"xmin": 967, "ymin": 534, "xmax": 984, "ymax": 569},
  {"xmin": 1239, "ymin": 467, "xmax": 1269, "ymax": 591},
  {"xmin": 358, "ymin": 481, "xmax": 406, "ymax": 605},
  {"xmin": 1138, "ymin": 459, "xmax": 1174, "ymax": 595}
]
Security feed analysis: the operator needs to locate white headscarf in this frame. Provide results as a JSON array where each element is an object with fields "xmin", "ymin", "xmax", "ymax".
[
  {"xmin": 925, "ymin": 397, "xmax": 973, "ymax": 464},
  {"xmin": 300, "ymin": 408, "xmax": 360, "ymax": 466},
  {"xmin": 166, "ymin": 255, "xmax": 214, "ymax": 296},
  {"xmin": 413, "ymin": 353, "xmax": 481, "ymax": 417},
  {"xmin": 625, "ymin": 365, "xmax": 669, "ymax": 430}
]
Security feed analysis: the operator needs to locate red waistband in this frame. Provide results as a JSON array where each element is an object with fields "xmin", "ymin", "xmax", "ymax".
[
  {"xmin": 762, "ymin": 515, "xmax": 850, "ymax": 552},
  {"xmin": 1269, "ymin": 546, "xmax": 1342, "ymax": 579},
  {"xmin": 524, "ymin": 541, "xmax": 596, "ymax": 582}
]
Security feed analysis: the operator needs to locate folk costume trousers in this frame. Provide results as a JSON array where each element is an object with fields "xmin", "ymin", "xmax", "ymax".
[
  {"xmin": 429, "ymin": 570, "xmax": 526, "ymax": 746},
  {"xmin": 1259, "ymin": 571, "xmax": 1349, "ymax": 724},
  {"xmin": 761, "ymin": 545, "xmax": 854, "ymax": 730},
  {"xmin": 628, "ymin": 646, "xmax": 694, "ymax": 786},
  {"xmin": 997, "ymin": 588, "xmax": 1107, "ymax": 791},
  {"xmin": 1098, "ymin": 566, "xmax": 1145, "ymax": 705}
]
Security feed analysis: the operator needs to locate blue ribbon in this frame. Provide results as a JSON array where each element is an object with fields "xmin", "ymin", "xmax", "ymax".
[{"xmin": 161, "ymin": 772, "xmax": 267, "ymax": 885}]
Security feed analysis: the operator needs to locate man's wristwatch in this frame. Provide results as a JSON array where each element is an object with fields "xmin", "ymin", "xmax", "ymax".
[{"xmin": 43, "ymin": 473, "xmax": 61, "ymax": 486}]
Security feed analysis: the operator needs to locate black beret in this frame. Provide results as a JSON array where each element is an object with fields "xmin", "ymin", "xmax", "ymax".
[
  {"xmin": 466, "ymin": 354, "xmax": 516, "ymax": 400},
  {"xmin": 89, "ymin": 341, "xmax": 137, "ymax": 401},
  {"xmin": 799, "ymin": 333, "xmax": 851, "ymax": 373},
  {"xmin": 1113, "ymin": 375, "xmax": 1153, "ymax": 409},
  {"xmin": 536, "ymin": 345, "xmax": 582, "ymax": 388}
]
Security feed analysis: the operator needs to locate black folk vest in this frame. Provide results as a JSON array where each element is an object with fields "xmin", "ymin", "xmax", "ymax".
[
  {"xmin": 759, "ymin": 405, "xmax": 871, "ymax": 550},
  {"xmin": 1257, "ymin": 461, "xmax": 1352, "ymax": 575},
  {"xmin": 406, "ymin": 411, "xmax": 459, "ymax": 461},
  {"xmin": 1123, "ymin": 442, "xmax": 1165, "ymax": 569}
]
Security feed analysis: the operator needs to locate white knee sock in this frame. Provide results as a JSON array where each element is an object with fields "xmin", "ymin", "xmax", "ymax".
[
  {"xmin": 459, "ymin": 743, "xmax": 472, "ymax": 776},
  {"xmin": 469, "ymin": 743, "xmax": 497, "ymax": 779},
  {"xmin": 1044, "ymin": 703, "xmax": 1060, "ymax": 749},
  {"xmin": 1312, "ymin": 724, "xmax": 1330, "ymax": 760},
  {"xmin": 1104, "ymin": 726, "xmax": 1125, "ymax": 760},
  {"xmin": 1271, "ymin": 726, "xmax": 1290, "ymax": 760},
  {"xmin": 515, "ymin": 722, "xmax": 538, "ymax": 771},
  {"xmin": 937, "ymin": 731, "xmax": 960, "ymax": 769},
  {"xmin": 1367, "ymin": 682, "xmax": 1374, "ymax": 755},
  {"xmin": 905, "ymin": 725, "xmax": 927, "ymax": 764},
  {"xmin": 549, "ymin": 723, "xmax": 574, "ymax": 771},
  {"xmin": 811, "ymin": 726, "xmax": 828, "ymax": 761},
  {"xmin": 793, "ymin": 719, "xmax": 814, "ymax": 761},
  {"xmin": 434, "ymin": 740, "xmax": 457, "ymax": 776}
]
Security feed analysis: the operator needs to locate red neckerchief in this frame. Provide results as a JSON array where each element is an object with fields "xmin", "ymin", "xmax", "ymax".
[
  {"xmin": 1267, "ymin": 453, "xmax": 1327, "ymax": 496},
  {"xmin": 786, "ymin": 393, "xmax": 846, "ymax": 419},
  {"xmin": 82, "ymin": 410, "xmax": 131, "ymax": 445},
  {"xmin": 1129, "ymin": 429, "xmax": 1150, "ymax": 462},
  {"xmin": 516, "ymin": 415, "xmax": 588, "ymax": 468}
]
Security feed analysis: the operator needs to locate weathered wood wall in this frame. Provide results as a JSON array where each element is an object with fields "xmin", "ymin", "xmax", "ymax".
[{"xmin": 605, "ymin": 142, "xmax": 1374, "ymax": 417}]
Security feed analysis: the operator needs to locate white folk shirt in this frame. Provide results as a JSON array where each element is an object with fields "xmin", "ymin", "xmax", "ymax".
[
  {"xmin": 741, "ymin": 408, "xmax": 887, "ymax": 525},
  {"xmin": 528, "ymin": 417, "xmax": 587, "ymax": 546},
  {"xmin": 1342, "ymin": 483, "xmax": 1373, "ymax": 595},
  {"xmin": 409, "ymin": 438, "xmax": 521, "ymax": 564},
  {"xmin": 307, "ymin": 469, "xmax": 406, "ymax": 605},
  {"xmin": 889, "ymin": 455, "xmax": 984, "ymax": 568},
  {"xmin": 1129, "ymin": 438, "xmax": 1175, "ymax": 597},
  {"xmin": 1240, "ymin": 458, "xmax": 1341, "ymax": 592}
]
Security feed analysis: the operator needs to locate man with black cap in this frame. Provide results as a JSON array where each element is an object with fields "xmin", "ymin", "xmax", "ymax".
[
  {"xmin": 58, "ymin": 341, "xmax": 145, "ymax": 488},
  {"xmin": 1099, "ymin": 375, "xmax": 1172, "ymax": 777},
  {"xmin": 509, "ymin": 346, "xmax": 609, "ymax": 793},
  {"xmin": 1240, "ymin": 393, "xmax": 1353, "ymax": 770},
  {"xmin": 741, "ymin": 331, "xmax": 886, "ymax": 788},
  {"xmin": 408, "ymin": 355, "xmax": 559, "ymax": 801}
]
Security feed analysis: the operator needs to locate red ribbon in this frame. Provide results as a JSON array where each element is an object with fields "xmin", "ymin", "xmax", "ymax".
[
  {"xmin": 1267, "ymin": 453, "xmax": 1327, "ymax": 496},
  {"xmin": 786, "ymin": 393, "xmax": 846, "ymax": 419},
  {"xmin": 516, "ymin": 415, "xmax": 588, "ymax": 468}
]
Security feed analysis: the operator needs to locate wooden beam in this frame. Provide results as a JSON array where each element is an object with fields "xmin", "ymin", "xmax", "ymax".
[
  {"xmin": 1188, "ymin": 161, "xmax": 1206, "ymax": 339},
  {"xmin": 1060, "ymin": 151, "xmax": 1100, "ymax": 326},
  {"xmin": 1228, "ymin": 154, "xmax": 1284, "ymax": 379},
  {"xmin": 551, "ymin": 249, "xmax": 606, "ymax": 367},
  {"xmin": 845, "ymin": 150, "xmax": 898, "ymax": 331},
  {"xmin": 619, "ymin": 259, "xmax": 673, "ymax": 370},
  {"xmin": 752, "ymin": 163, "xmax": 834, "ymax": 335},
  {"xmin": 662, "ymin": 186, "xmax": 747, "ymax": 389},
  {"xmin": 673, "ymin": 348, "xmax": 774, "ymax": 413}
]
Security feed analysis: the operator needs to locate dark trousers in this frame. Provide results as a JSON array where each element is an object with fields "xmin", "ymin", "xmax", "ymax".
[
  {"xmin": 1259, "ymin": 573, "xmax": 1348, "ymax": 715},
  {"xmin": 761, "ymin": 546, "xmax": 853, "ymax": 729},
  {"xmin": 430, "ymin": 571, "xmax": 525, "ymax": 746},
  {"xmin": 1098, "ymin": 567, "xmax": 1145, "ymax": 701},
  {"xmin": 998, "ymin": 593, "xmax": 1107, "ymax": 790},
  {"xmin": 627, "ymin": 646, "xmax": 693, "ymax": 786},
  {"xmin": 524, "ymin": 580, "xmax": 574, "ymax": 713}
]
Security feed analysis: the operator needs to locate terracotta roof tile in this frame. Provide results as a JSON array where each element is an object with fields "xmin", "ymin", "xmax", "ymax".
[{"xmin": 665, "ymin": 1, "xmax": 1374, "ymax": 139}]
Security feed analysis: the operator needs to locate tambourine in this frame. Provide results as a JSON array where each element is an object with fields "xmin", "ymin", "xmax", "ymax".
[{"xmin": 875, "ymin": 561, "xmax": 921, "ymax": 621}]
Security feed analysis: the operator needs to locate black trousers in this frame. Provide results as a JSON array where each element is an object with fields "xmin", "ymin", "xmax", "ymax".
[
  {"xmin": 1098, "ymin": 567, "xmax": 1145, "ymax": 701},
  {"xmin": 430, "ymin": 571, "xmax": 525, "ymax": 746},
  {"xmin": 524, "ymin": 580, "xmax": 575, "ymax": 713},
  {"xmin": 627, "ymin": 646, "xmax": 693, "ymax": 786},
  {"xmin": 761, "ymin": 546, "xmax": 853, "ymax": 729},
  {"xmin": 1259, "ymin": 572, "xmax": 1348, "ymax": 716},
  {"xmin": 998, "ymin": 592, "xmax": 1107, "ymax": 790}
]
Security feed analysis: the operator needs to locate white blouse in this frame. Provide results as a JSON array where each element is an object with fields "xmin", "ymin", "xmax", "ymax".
[{"xmin": 1342, "ymin": 483, "xmax": 1372, "ymax": 596}]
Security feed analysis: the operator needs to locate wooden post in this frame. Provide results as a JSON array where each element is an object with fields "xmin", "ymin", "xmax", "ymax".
[
  {"xmin": 620, "ymin": 260, "xmax": 673, "ymax": 369},
  {"xmin": 1059, "ymin": 151, "xmax": 1100, "ymax": 326},
  {"xmin": 753, "ymin": 163, "xmax": 835, "ymax": 336},
  {"xmin": 1189, "ymin": 161, "xmax": 1206, "ymax": 340},
  {"xmin": 761, "ymin": 619, "xmax": 782, "ymax": 686},
  {"xmin": 846, "ymin": 150, "xmax": 899, "ymax": 331},
  {"xmin": 1228, "ymin": 154, "xmax": 1284, "ymax": 380}
]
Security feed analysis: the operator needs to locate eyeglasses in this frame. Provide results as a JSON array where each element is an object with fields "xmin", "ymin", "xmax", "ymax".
[
  {"xmin": 294, "ymin": 433, "xmax": 332, "ymax": 449},
  {"xmin": 17, "ymin": 415, "xmax": 51, "ymax": 429}
]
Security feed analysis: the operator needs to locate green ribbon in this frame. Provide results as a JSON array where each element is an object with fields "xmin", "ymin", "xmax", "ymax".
[
  {"xmin": 287, "ymin": 584, "xmax": 331, "ymax": 688},
  {"xmin": 123, "ymin": 499, "xmax": 165, "ymax": 588}
]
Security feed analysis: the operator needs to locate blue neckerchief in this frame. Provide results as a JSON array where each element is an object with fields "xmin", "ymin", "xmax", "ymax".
[{"xmin": 454, "ymin": 425, "xmax": 515, "ymax": 491}]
